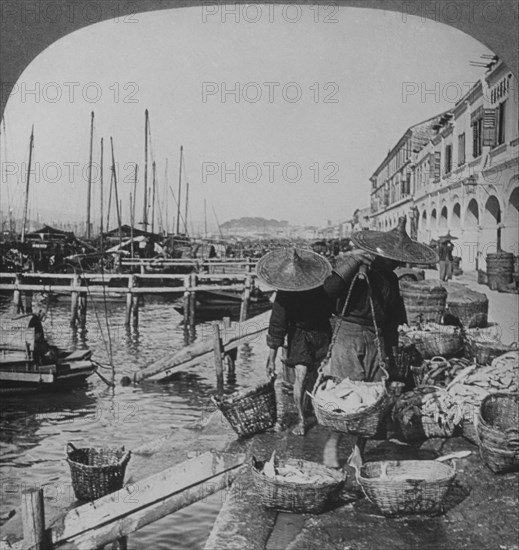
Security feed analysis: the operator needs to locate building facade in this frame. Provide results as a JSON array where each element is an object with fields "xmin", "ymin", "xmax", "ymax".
[{"xmin": 370, "ymin": 59, "xmax": 518, "ymax": 272}]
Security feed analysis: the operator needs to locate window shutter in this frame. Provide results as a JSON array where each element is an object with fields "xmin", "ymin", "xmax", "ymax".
[
  {"xmin": 483, "ymin": 108, "xmax": 496, "ymax": 147},
  {"xmin": 434, "ymin": 151, "xmax": 441, "ymax": 180}
]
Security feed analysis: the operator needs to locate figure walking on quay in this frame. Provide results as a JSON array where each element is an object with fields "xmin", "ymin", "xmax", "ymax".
[{"xmin": 258, "ymin": 247, "xmax": 333, "ymax": 436}]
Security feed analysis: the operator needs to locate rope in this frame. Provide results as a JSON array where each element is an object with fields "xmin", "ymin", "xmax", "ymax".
[{"xmin": 315, "ymin": 266, "xmax": 387, "ymax": 387}]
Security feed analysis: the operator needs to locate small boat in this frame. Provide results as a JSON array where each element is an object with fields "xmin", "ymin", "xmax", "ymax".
[
  {"xmin": 0, "ymin": 329, "xmax": 97, "ymax": 394},
  {"xmin": 173, "ymin": 288, "xmax": 273, "ymax": 323}
]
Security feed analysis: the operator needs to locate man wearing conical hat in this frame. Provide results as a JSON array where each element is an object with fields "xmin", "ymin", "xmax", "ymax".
[
  {"xmin": 323, "ymin": 217, "xmax": 438, "ymax": 383},
  {"xmin": 256, "ymin": 248, "xmax": 333, "ymax": 436},
  {"xmin": 438, "ymin": 232, "xmax": 456, "ymax": 282}
]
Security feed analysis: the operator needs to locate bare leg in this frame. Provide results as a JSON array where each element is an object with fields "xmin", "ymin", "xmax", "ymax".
[{"xmin": 292, "ymin": 364, "xmax": 308, "ymax": 435}]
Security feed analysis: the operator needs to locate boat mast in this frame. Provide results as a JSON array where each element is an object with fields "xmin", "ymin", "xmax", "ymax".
[
  {"xmin": 86, "ymin": 111, "xmax": 94, "ymax": 239},
  {"xmin": 110, "ymin": 137, "xmax": 122, "ymax": 246},
  {"xmin": 204, "ymin": 199, "xmax": 207, "ymax": 238},
  {"xmin": 20, "ymin": 126, "xmax": 34, "ymax": 244},
  {"xmin": 151, "ymin": 160, "xmax": 156, "ymax": 234},
  {"xmin": 142, "ymin": 109, "xmax": 149, "ymax": 230},
  {"xmin": 176, "ymin": 145, "xmax": 183, "ymax": 235},
  {"xmin": 163, "ymin": 159, "xmax": 168, "ymax": 235},
  {"xmin": 99, "ymin": 137, "xmax": 104, "ymax": 238},
  {"xmin": 184, "ymin": 180, "xmax": 189, "ymax": 235}
]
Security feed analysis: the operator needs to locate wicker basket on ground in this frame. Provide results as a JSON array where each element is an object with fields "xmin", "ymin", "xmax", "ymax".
[
  {"xmin": 464, "ymin": 328, "xmax": 517, "ymax": 365},
  {"xmin": 211, "ymin": 381, "xmax": 276, "ymax": 438},
  {"xmin": 400, "ymin": 281, "xmax": 447, "ymax": 326},
  {"xmin": 405, "ymin": 324, "xmax": 463, "ymax": 359},
  {"xmin": 393, "ymin": 387, "xmax": 461, "ymax": 442},
  {"xmin": 477, "ymin": 393, "xmax": 519, "ymax": 473},
  {"xmin": 67, "ymin": 443, "xmax": 131, "ymax": 501},
  {"xmin": 355, "ymin": 459, "xmax": 456, "ymax": 516},
  {"xmin": 251, "ymin": 456, "xmax": 346, "ymax": 514},
  {"xmin": 312, "ymin": 375, "xmax": 391, "ymax": 438},
  {"xmin": 446, "ymin": 287, "xmax": 488, "ymax": 328}
]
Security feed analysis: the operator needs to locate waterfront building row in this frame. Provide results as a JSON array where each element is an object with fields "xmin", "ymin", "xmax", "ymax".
[{"xmin": 369, "ymin": 58, "xmax": 518, "ymax": 272}]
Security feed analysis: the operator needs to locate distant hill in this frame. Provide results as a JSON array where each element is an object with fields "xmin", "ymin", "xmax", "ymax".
[{"xmin": 221, "ymin": 217, "xmax": 289, "ymax": 230}]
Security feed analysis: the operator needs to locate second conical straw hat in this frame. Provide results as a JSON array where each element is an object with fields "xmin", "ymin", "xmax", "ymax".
[{"xmin": 255, "ymin": 247, "xmax": 332, "ymax": 291}]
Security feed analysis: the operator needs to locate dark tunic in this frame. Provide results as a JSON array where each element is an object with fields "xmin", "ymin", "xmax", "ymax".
[{"xmin": 267, "ymin": 287, "xmax": 332, "ymax": 370}]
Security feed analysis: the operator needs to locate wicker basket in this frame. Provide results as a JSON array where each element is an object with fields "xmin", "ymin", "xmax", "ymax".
[
  {"xmin": 357, "ymin": 459, "xmax": 456, "ymax": 516},
  {"xmin": 462, "ymin": 403, "xmax": 479, "ymax": 444},
  {"xmin": 464, "ymin": 329, "xmax": 517, "ymax": 365},
  {"xmin": 251, "ymin": 457, "xmax": 345, "ymax": 514},
  {"xmin": 394, "ymin": 387, "xmax": 460, "ymax": 442},
  {"xmin": 407, "ymin": 325, "xmax": 463, "ymax": 359},
  {"xmin": 212, "ymin": 381, "xmax": 276, "ymax": 438},
  {"xmin": 312, "ymin": 376, "xmax": 391, "ymax": 437},
  {"xmin": 477, "ymin": 393, "xmax": 519, "ymax": 473},
  {"xmin": 67, "ymin": 443, "xmax": 131, "ymax": 501}
]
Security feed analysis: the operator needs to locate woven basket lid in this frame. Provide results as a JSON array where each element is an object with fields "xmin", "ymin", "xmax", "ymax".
[
  {"xmin": 255, "ymin": 247, "xmax": 332, "ymax": 291},
  {"xmin": 438, "ymin": 231, "xmax": 458, "ymax": 242},
  {"xmin": 351, "ymin": 217, "xmax": 439, "ymax": 265}
]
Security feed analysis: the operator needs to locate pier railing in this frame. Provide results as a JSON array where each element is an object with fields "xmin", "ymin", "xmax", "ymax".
[{"xmin": 0, "ymin": 269, "xmax": 260, "ymax": 328}]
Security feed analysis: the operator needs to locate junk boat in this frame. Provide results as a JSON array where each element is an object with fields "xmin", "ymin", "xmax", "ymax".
[{"xmin": 0, "ymin": 327, "xmax": 97, "ymax": 395}]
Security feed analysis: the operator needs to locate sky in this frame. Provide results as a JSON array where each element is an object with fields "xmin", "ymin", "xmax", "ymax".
[{"xmin": 0, "ymin": 5, "xmax": 493, "ymax": 235}]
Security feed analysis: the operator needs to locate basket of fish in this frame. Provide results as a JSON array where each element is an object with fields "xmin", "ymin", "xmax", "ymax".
[
  {"xmin": 251, "ymin": 451, "xmax": 346, "ymax": 514},
  {"xmin": 393, "ymin": 387, "xmax": 462, "ymax": 442},
  {"xmin": 310, "ymin": 374, "xmax": 391, "ymax": 437}
]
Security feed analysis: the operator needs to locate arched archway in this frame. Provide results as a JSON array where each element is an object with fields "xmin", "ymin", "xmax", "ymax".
[
  {"xmin": 452, "ymin": 203, "xmax": 461, "ymax": 228},
  {"xmin": 431, "ymin": 209, "xmax": 437, "ymax": 235},
  {"xmin": 465, "ymin": 199, "xmax": 479, "ymax": 226},
  {"xmin": 503, "ymin": 186, "xmax": 519, "ymax": 253},
  {"xmin": 439, "ymin": 206, "xmax": 449, "ymax": 229}
]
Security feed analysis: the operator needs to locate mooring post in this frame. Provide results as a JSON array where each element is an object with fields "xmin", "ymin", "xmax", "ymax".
[
  {"xmin": 70, "ymin": 274, "xmax": 79, "ymax": 327},
  {"xmin": 125, "ymin": 274, "xmax": 133, "ymax": 327},
  {"xmin": 24, "ymin": 290, "xmax": 33, "ymax": 314},
  {"xmin": 239, "ymin": 275, "xmax": 251, "ymax": 322},
  {"xmin": 213, "ymin": 323, "xmax": 224, "ymax": 393},
  {"xmin": 22, "ymin": 488, "xmax": 48, "ymax": 550},
  {"xmin": 13, "ymin": 273, "xmax": 22, "ymax": 313},
  {"xmin": 188, "ymin": 273, "xmax": 197, "ymax": 330},
  {"xmin": 78, "ymin": 291, "xmax": 88, "ymax": 328},
  {"xmin": 183, "ymin": 274, "xmax": 191, "ymax": 328},
  {"xmin": 131, "ymin": 275, "xmax": 139, "ymax": 327}
]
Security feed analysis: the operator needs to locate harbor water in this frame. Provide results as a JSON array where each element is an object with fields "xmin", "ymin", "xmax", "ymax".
[{"xmin": 0, "ymin": 293, "xmax": 269, "ymax": 549}]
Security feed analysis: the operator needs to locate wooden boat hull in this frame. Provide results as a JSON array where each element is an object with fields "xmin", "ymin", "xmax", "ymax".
[{"xmin": 0, "ymin": 349, "xmax": 97, "ymax": 395}]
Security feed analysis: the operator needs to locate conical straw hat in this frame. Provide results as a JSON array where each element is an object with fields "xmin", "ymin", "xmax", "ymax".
[
  {"xmin": 438, "ymin": 231, "xmax": 458, "ymax": 242},
  {"xmin": 255, "ymin": 247, "xmax": 332, "ymax": 291},
  {"xmin": 351, "ymin": 216, "xmax": 439, "ymax": 265}
]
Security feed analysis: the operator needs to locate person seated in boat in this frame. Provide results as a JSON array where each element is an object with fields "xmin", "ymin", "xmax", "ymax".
[
  {"xmin": 28, "ymin": 309, "xmax": 58, "ymax": 365},
  {"xmin": 257, "ymin": 247, "xmax": 333, "ymax": 436}
]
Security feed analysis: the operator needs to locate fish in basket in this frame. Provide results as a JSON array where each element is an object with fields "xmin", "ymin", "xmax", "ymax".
[
  {"xmin": 66, "ymin": 442, "xmax": 131, "ymax": 501},
  {"xmin": 392, "ymin": 387, "xmax": 462, "ymax": 442},
  {"xmin": 251, "ymin": 451, "xmax": 346, "ymax": 514},
  {"xmin": 476, "ymin": 392, "xmax": 519, "ymax": 473},
  {"xmin": 310, "ymin": 373, "xmax": 391, "ymax": 437},
  {"xmin": 353, "ymin": 456, "xmax": 459, "ymax": 517},
  {"xmin": 211, "ymin": 380, "xmax": 276, "ymax": 438}
]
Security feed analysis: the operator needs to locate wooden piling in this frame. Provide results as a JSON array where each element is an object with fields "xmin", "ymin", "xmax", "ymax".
[
  {"xmin": 70, "ymin": 275, "xmax": 79, "ymax": 327},
  {"xmin": 13, "ymin": 274, "xmax": 22, "ymax": 313},
  {"xmin": 131, "ymin": 275, "xmax": 139, "ymax": 327},
  {"xmin": 124, "ymin": 275, "xmax": 133, "ymax": 327},
  {"xmin": 78, "ymin": 292, "xmax": 88, "ymax": 328},
  {"xmin": 239, "ymin": 275, "xmax": 251, "ymax": 322},
  {"xmin": 188, "ymin": 273, "xmax": 197, "ymax": 330},
  {"xmin": 21, "ymin": 488, "xmax": 48, "ymax": 550},
  {"xmin": 213, "ymin": 323, "xmax": 224, "ymax": 393},
  {"xmin": 183, "ymin": 275, "xmax": 190, "ymax": 327},
  {"xmin": 23, "ymin": 290, "xmax": 33, "ymax": 314}
]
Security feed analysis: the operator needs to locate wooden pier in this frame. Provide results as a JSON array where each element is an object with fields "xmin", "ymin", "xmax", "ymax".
[{"xmin": 0, "ymin": 264, "xmax": 262, "ymax": 330}]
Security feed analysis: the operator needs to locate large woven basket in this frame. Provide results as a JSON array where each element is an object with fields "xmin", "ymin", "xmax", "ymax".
[
  {"xmin": 67, "ymin": 443, "xmax": 131, "ymax": 501},
  {"xmin": 251, "ymin": 457, "xmax": 346, "ymax": 514},
  {"xmin": 410, "ymin": 325, "xmax": 464, "ymax": 359},
  {"xmin": 477, "ymin": 393, "xmax": 519, "ymax": 473},
  {"xmin": 212, "ymin": 381, "xmax": 276, "ymax": 438},
  {"xmin": 357, "ymin": 459, "xmax": 456, "ymax": 516},
  {"xmin": 464, "ymin": 328, "xmax": 517, "ymax": 365},
  {"xmin": 312, "ymin": 376, "xmax": 391, "ymax": 437}
]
